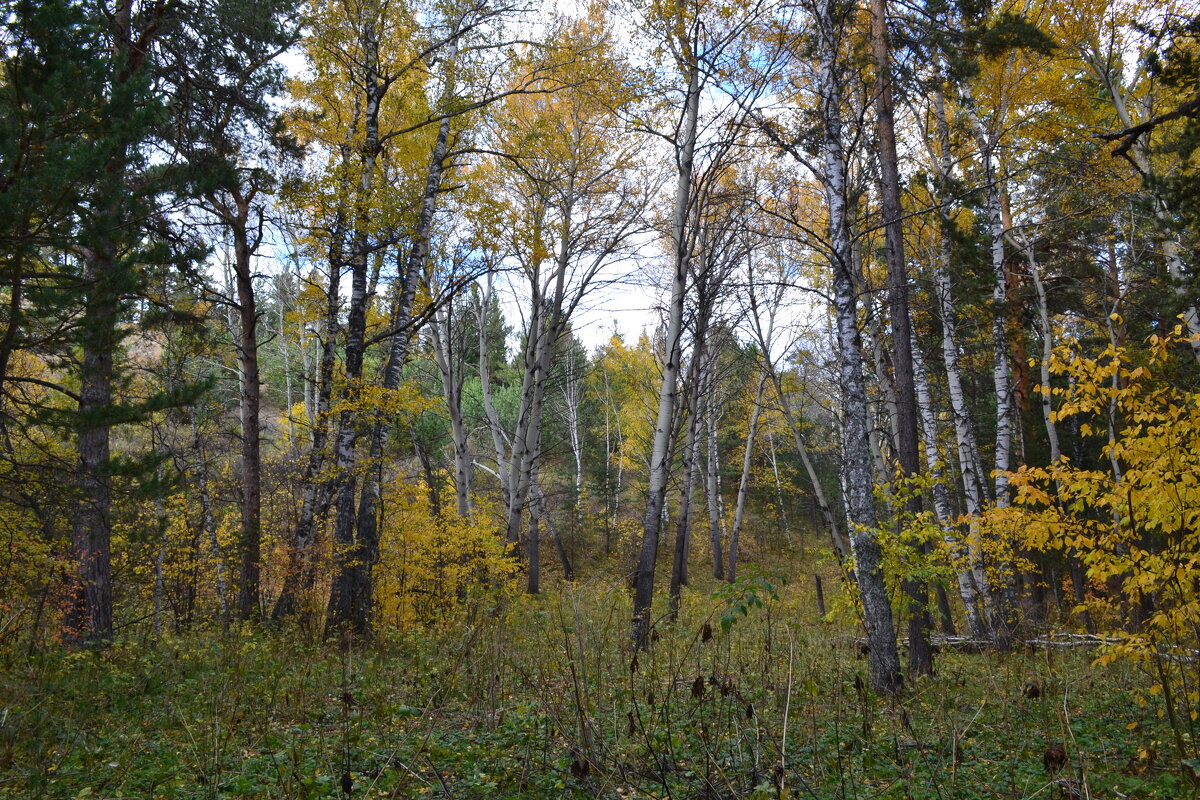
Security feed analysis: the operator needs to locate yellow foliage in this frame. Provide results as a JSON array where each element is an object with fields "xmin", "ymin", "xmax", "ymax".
[
  {"xmin": 374, "ymin": 482, "xmax": 518, "ymax": 631},
  {"xmin": 329, "ymin": 377, "xmax": 437, "ymax": 419},
  {"xmin": 982, "ymin": 327, "xmax": 1200, "ymax": 738}
]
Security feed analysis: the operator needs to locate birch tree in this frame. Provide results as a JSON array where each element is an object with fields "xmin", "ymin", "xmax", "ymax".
[
  {"xmin": 487, "ymin": 15, "xmax": 648, "ymax": 592},
  {"xmin": 813, "ymin": 0, "xmax": 901, "ymax": 692},
  {"xmin": 746, "ymin": 0, "xmax": 902, "ymax": 691},
  {"xmin": 630, "ymin": 0, "xmax": 768, "ymax": 649}
]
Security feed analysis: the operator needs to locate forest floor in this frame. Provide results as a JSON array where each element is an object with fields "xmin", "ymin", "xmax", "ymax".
[{"xmin": 0, "ymin": 552, "xmax": 1189, "ymax": 799}]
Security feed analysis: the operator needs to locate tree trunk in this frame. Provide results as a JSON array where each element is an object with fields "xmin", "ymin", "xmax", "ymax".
[
  {"xmin": 504, "ymin": 294, "xmax": 548, "ymax": 550},
  {"xmin": 870, "ymin": 0, "xmax": 931, "ymax": 675},
  {"xmin": 912, "ymin": 331, "xmax": 987, "ymax": 639},
  {"xmin": 669, "ymin": 335, "xmax": 708, "ymax": 619},
  {"xmin": 1023, "ymin": 237, "xmax": 1060, "ymax": 464},
  {"xmin": 973, "ymin": 116, "xmax": 1018, "ymax": 645},
  {"xmin": 974, "ymin": 124, "xmax": 1013, "ymax": 509},
  {"xmin": 152, "ymin": 456, "xmax": 167, "ymax": 638},
  {"xmin": 818, "ymin": 0, "xmax": 901, "ymax": 693},
  {"xmin": 229, "ymin": 199, "xmax": 262, "ymax": 622},
  {"xmin": 271, "ymin": 253, "xmax": 339, "ymax": 622},
  {"xmin": 562, "ymin": 349, "xmax": 585, "ymax": 536},
  {"xmin": 272, "ymin": 119, "xmax": 361, "ymax": 624},
  {"xmin": 430, "ymin": 304, "xmax": 472, "ymax": 517},
  {"xmin": 66, "ymin": 246, "xmax": 117, "ymax": 646},
  {"xmin": 727, "ymin": 369, "xmax": 767, "ymax": 583},
  {"xmin": 931, "ymin": 80, "xmax": 994, "ymax": 638},
  {"xmin": 190, "ymin": 413, "xmax": 229, "ymax": 624},
  {"xmin": 767, "ymin": 432, "xmax": 793, "ymax": 549},
  {"xmin": 524, "ymin": 413, "xmax": 548, "ymax": 594},
  {"xmin": 277, "ymin": 270, "xmax": 297, "ymax": 448},
  {"xmin": 706, "ymin": 390, "xmax": 725, "ymax": 580},
  {"xmin": 611, "ymin": 379, "xmax": 625, "ymax": 537},
  {"xmin": 537, "ymin": 486, "xmax": 573, "ymax": 582},
  {"xmin": 632, "ymin": 54, "xmax": 699, "ymax": 649},
  {"xmin": 324, "ymin": 24, "xmax": 389, "ymax": 637},
  {"xmin": 772, "ymin": 371, "xmax": 849, "ymax": 560},
  {"xmin": 476, "ymin": 277, "xmax": 511, "ymax": 506},
  {"xmin": 527, "ymin": 480, "xmax": 542, "ymax": 595},
  {"xmin": 345, "ymin": 52, "xmax": 458, "ymax": 634}
]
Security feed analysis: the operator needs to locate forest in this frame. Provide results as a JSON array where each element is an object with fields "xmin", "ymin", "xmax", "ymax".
[{"xmin": 3, "ymin": 0, "xmax": 1200, "ymax": 796}]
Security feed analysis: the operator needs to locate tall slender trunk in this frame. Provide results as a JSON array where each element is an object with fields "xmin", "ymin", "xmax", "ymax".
[
  {"xmin": 1026, "ymin": 231, "xmax": 1071, "ymax": 623},
  {"xmin": 772, "ymin": 370, "xmax": 849, "ymax": 559},
  {"xmin": 562, "ymin": 353, "xmax": 584, "ymax": 535},
  {"xmin": 609, "ymin": 373, "xmax": 625, "ymax": 537},
  {"xmin": 632, "ymin": 54, "xmax": 699, "ymax": 649},
  {"xmin": 537, "ymin": 485, "xmax": 573, "ymax": 581},
  {"xmin": 727, "ymin": 369, "xmax": 767, "ymax": 583},
  {"xmin": 669, "ymin": 334, "xmax": 708, "ymax": 618},
  {"xmin": 865, "ymin": 300, "xmax": 898, "ymax": 444},
  {"xmin": 152, "ymin": 455, "xmax": 167, "ymax": 638},
  {"xmin": 477, "ymin": 277, "xmax": 511, "ymax": 506},
  {"xmin": 505, "ymin": 195, "xmax": 573, "ymax": 561},
  {"xmin": 818, "ymin": 0, "xmax": 901, "ymax": 693},
  {"xmin": 278, "ymin": 273, "xmax": 296, "ymax": 448},
  {"xmin": 682, "ymin": 414, "xmax": 701, "ymax": 579},
  {"xmin": 1065, "ymin": 370, "xmax": 1096, "ymax": 632},
  {"xmin": 706, "ymin": 391, "xmax": 725, "ymax": 579},
  {"xmin": 345, "ymin": 43, "xmax": 459, "ymax": 633},
  {"xmin": 228, "ymin": 199, "xmax": 262, "ymax": 621},
  {"xmin": 603, "ymin": 394, "xmax": 612, "ymax": 551},
  {"xmin": 504, "ymin": 296, "xmax": 550, "ymax": 549},
  {"xmin": 912, "ymin": 332, "xmax": 987, "ymax": 639},
  {"xmin": 67, "ymin": 243, "xmax": 117, "ymax": 646},
  {"xmin": 192, "ymin": 414, "xmax": 229, "ymax": 623},
  {"xmin": 860, "ymin": 291, "xmax": 894, "ymax": 486},
  {"xmin": 271, "ymin": 250, "xmax": 339, "ymax": 622},
  {"xmin": 767, "ymin": 433, "xmax": 793, "ymax": 548},
  {"xmin": 525, "ymin": 411, "xmax": 547, "ymax": 594},
  {"xmin": 430, "ymin": 305, "xmax": 472, "ymax": 517},
  {"xmin": 325, "ymin": 22, "xmax": 388, "ymax": 636},
  {"xmin": 978, "ymin": 121, "xmax": 1020, "ymax": 643},
  {"xmin": 931, "ymin": 81, "xmax": 994, "ymax": 636},
  {"xmin": 974, "ymin": 124, "xmax": 1013, "ymax": 509},
  {"xmin": 1023, "ymin": 237, "xmax": 1060, "ymax": 463},
  {"xmin": 272, "ymin": 119, "xmax": 361, "ymax": 624},
  {"xmin": 302, "ymin": 341, "xmax": 315, "ymax": 435},
  {"xmin": 871, "ymin": 0, "xmax": 930, "ymax": 674}
]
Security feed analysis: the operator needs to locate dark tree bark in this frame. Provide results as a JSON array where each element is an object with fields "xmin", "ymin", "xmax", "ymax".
[
  {"xmin": 224, "ymin": 195, "xmax": 264, "ymax": 622},
  {"xmin": 65, "ymin": 0, "xmax": 166, "ymax": 646},
  {"xmin": 323, "ymin": 15, "xmax": 387, "ymax": 637},
  {"xmin": 669, "ymin": 330, "xmax": 708, "ymax": 619},
  {"xmin": 705, "ymin": 384, "xmax": 726, "ymax": 580},
  {"xmin": 870, "ymin": 0, "xmax": 931, "ymax": 676},
  {"xmin": 67, "ymin": 247, "xmax": 117, "ymax": 645}
]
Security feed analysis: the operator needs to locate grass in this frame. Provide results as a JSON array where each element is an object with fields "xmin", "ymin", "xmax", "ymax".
[{"xmin": 0, "ymin": 557, "xmax": 1190, "ymax": 799}]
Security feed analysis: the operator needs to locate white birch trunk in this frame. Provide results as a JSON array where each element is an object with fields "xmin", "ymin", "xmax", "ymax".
[
  {"xmin": 912, "ymin": 333, "xmax": 988, "ymax": 639},
  {"xmin": 818, "ymin": 0, "xmax": 900, "ymax": 692},
  {"xmin": 632, "ymin": 50, "xmax": 699, "ymax": 647}
]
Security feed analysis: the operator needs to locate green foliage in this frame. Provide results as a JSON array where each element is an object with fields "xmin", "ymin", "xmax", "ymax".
[
  {"xmin": 713, "ymin": 571, "xmax": 783, "ymax": 632},
  {"xmin": 0, "ymin": 569, "xmax": 1188, "ymax": 798},
  {"xmin": 978, "ymin": 12, "xmax": 1057, "ymax": 59}
]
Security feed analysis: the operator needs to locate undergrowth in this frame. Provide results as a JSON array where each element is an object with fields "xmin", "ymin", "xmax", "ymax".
[{"xmin": 0, "ymin": 561, "xmax": 1188, "ymax": 798}]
